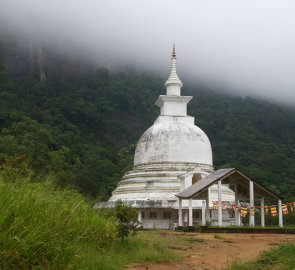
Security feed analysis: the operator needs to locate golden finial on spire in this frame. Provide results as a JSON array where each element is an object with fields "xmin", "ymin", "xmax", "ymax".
[{"xmin": 171, "ymin": 44, "xmax": 176, "ymax": 59}]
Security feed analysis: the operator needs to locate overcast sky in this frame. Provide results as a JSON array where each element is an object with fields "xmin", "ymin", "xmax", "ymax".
[{"xmin": 1, "ymin": 0, "xmax": 295, "ymax": 104}]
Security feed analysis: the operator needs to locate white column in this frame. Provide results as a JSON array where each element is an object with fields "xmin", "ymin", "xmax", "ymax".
[
  {"xmin": 206, "ymin": 189, "xmax": 210, "ymax": 222},
  {"xmin": 184, "ymin": 209, "xmax": 188, "ymax": 224},
  {"xmin": 189, "ymin": 198, "xmax": 193, "ymax": 227},
  {"xmin": 234, "ymin": 183, "xmax": 240, "ymax": 226},
  {"xmin": 261, "ymin": 198, "xmax": 265, "ymax": 227},
  {"xmin": 178, "ymin": 198, "xmax": 183, "ymax": 226},
  {"xmin": 249, "ymin": 180, "xmax": 255, "ymax": 227},
  {"xmin": 237, "ymin": 200, "xmax": 241, "ymax": 226},
  {"xmin": 202, "ymin": 200, "xmax": 206, "ymax": 226},
  {"xmin": 278, "ymin": 199, "xmax": 283, "ymax": 228},
  {"xmin": 138, "ymin": 210, "xmax": 142, "ymax": 223},
  {"xmin": 218, "ymin": 180, "xmax": 222, "ymax": 227}
]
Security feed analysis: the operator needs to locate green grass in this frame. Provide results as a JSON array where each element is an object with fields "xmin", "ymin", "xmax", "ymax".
[
  {"xmin": 223, "ymin": 240, "xmax": 234, "ymax": 243},
  {"xmin": 0, "ymin": 179, "xmax": 175, "ymax": 269},
  {"xmin": 86, "ymin": 233, "xmax": 175, "ymax": 270},
  {"xmin": 0, "ymin": 178, "xmax": 117, "ymax": 269},
  {"xmin": 184, "ymin": 237, "xmax": 204, "ymax": 243},
  {"xmin": 228, "ymin": 243, "xmax": 295, "ymax": 270},
  {"xmin": 209, "ymin": 225, "xmax": 295, "ymax": 229}
]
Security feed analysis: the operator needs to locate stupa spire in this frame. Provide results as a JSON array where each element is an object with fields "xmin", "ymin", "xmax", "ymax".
[{"xmin": 164, "ymin": 44, "xmax": 183, "ymax": 95}]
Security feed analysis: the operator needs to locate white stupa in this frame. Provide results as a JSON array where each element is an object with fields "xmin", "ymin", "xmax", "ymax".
[{"xmin": 97, "ymin": 46, "xmax": 234, "ymax": 229}]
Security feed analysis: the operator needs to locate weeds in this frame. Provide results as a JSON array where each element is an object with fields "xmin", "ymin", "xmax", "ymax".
[
  {"xmin": 185, "ymin": 238, "xmax": 204, "ymax": 243},
  {"xmin": 228, "ymin": 243, "xmax": 295, "ymax": 270},
  {"xmin": 0, "ymin": 179, "xmax": 116, "ymax": 269},
  {"xmin": 0, "ymin": 180, "xmax": 175, "ymax": 269}
]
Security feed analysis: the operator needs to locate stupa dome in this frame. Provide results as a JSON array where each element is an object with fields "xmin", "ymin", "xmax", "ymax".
[{"xmin": 134, "ymin": 121, "xmax": 213, "ymax": 166}]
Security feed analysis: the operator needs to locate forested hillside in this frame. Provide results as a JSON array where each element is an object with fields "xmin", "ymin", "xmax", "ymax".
[{"xmin": 0, "ymin": 41, "xmax": 295, "ymax": 199}]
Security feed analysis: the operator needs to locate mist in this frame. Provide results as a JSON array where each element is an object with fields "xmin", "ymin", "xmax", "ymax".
[{"xmin": 1, "ymin": 0, "xmax": 295, "ymax": 104}]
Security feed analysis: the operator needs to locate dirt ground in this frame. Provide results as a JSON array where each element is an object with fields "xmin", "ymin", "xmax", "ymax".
[{"xmin": 126, "ymin": 232, "xmax": 295, "ymax": 270}]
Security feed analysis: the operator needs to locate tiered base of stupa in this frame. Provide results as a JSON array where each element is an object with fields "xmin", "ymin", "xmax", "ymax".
[{"xmin": 96, "ymin": 162, "xmax": 235, "ymax": 229}]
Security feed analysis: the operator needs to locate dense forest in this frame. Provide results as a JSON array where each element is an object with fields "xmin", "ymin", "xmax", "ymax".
[{"xmin": 0, "ymin": 40, "xmax": 295, "ymax": 200}]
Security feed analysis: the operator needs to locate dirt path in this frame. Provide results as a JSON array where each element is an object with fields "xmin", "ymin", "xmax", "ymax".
[{"xmin": 126, "ymin": 232, "xmax": 295, "ymax": 270}]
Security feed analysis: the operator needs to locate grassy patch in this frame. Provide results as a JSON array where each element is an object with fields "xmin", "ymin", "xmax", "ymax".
[
  {"xmin": 184, "ymin": 237, "xmax": 204, "ymax": 243},
  {"xmin": 0, "ymin": 179, "xmax": 117, "ymax": 269},
  {"xmin": 228, "ymin": 243, "xmax": 295, "ymax": 270},
  {"xmin": 223, "ymin": 240, "xmax": 234, "ymax": 243},
  {"xmin": 84, "ymin": 233, "xmax": 175, "ymax": 270},
  {"xmin": 0, "ymin": 180, "xmax": 175, "ymax": 269}
]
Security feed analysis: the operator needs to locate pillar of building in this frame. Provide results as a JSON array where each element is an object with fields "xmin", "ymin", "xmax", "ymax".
[
  {"xmin": 249, "ymin": 180, "xmax": 255, "ymax": 227},
  {"xmin": 261, "ymin": 198, "xmax": 265, "ymax": 227},
  {"xmin": 278, "ymin": 199, "xmax": 283, "ymax": 228},
  {"xmin": 218, "ymin": 180, "xmax": 222, "ymax": 227},
  {"xmin": 237, "ymin": 200, "xmax": 241, "ymax": 226},
  {"xmin": 234, "ymin": 183, "xmax": 241, "ymax": 226},
  {"xmin": 206, "ymin": 189, "xmax": 210, "ymax": 222},
  {"xmin": 202, "ymin": 200, "xmax": 206, "ymax": 226},
  {"xmin": 138, "ymin": 210, "xmax": 142, "ymax": 223},
  {"xmin": 189, "ymin": 198, "xmax": 193, "ymax": 227},
  {"xmin": 178, "ymin": 198, "xmax": 183, "ymax": 226},
  {"xmin": 184, "ymin": 209, "xmax": 188, "ymax": 225}
]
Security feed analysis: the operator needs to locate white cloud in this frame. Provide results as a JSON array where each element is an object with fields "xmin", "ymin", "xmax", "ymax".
[{"xmin": 1, "ymin": 0, "xmax": 295, "ymax": 104}]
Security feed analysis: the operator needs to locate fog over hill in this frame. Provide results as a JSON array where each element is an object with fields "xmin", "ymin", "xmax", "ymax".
[{"xmin": 1, "ymin": 0, "xmax": 295, "ymax": 104}]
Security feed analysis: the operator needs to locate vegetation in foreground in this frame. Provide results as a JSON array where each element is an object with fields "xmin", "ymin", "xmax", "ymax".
[
  {"xmin": 1, "ymin": 177, "xmax": 295, "ymax": 270},
  {"xmin": 0, "ymin": 178, "xmax": 174, "ymax": 270},
  {"xmin": 228, "ymin": 243, "xmax": 295, "ymax": 270}
]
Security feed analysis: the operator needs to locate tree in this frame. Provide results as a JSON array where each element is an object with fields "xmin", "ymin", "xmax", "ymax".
[{"xmin": 113, "ymin": 201, "xmax": 140, "ymax": 240}]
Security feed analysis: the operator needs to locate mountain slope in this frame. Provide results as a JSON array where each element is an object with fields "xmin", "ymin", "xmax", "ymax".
[{"xmin": 0, "ymin": 43, "xmax": 295, "ymax": 199}]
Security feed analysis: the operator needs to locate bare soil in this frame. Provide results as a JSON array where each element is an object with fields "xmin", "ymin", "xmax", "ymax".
[{"xmin": 126, "ymin": 232, "xmax": 295, "ymax": 270}]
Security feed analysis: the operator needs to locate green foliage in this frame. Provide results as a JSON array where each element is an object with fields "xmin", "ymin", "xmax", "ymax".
[
  {"xmin": 0, "ymin": 178, "xmax": 175, "ymax": 270},
  {"xmin": 0, "ymin": 52, "xmax": 295, "ymax": 199},
  {"xmin": 112, "ymin": 201, "xmax": 140, "ymax": 240},
  {"xmin": 86, "ymin": 232, "xmax": 175, "ymax": 270},
  {"xmin": 0, "ymin": 153, "xmax": 31, "ymax": 181},
  {"xmin": 0, "ymin": 178, "xmax": 116, "ymax": 269},
  {"xmin": 228, "ymin": 243, "xmax": 295, "ymax": 270}
]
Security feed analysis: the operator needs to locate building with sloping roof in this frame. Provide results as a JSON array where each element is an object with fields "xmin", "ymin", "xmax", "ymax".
[{"xmin": 177, "ymin": 168, "xmax": 284, "ymax": 227}]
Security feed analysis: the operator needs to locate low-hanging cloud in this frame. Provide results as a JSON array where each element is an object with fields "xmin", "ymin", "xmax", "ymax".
[{"xmin": 1, "ymin": 0, "xmax": 295, "ymax": 104}]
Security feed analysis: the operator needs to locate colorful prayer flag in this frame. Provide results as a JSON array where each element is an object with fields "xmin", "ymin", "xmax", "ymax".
[
  {"xmin": 271, "ymin": 206, "xmax": 277, "ymax": 217},
  {"xmin": 241, "ymin": 207, "xmax": 247, "ymax": 217},
  {"xmin": 213, "ymin": 201, "xmax": 218, "ymax": 210},
  {"xmin": 282, "ymin": 204, "xmax": 288, "ymax": 215}
]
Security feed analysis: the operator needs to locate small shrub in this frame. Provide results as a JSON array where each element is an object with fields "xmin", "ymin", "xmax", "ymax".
[{"xmin": 112, "ymin": 201, "xmax": 140, "ymax": 240}]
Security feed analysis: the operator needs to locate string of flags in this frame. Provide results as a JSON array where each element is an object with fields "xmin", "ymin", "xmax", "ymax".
[{"xmin": 211, "ymin": 201, "xmax": 295, "ymax": 217}]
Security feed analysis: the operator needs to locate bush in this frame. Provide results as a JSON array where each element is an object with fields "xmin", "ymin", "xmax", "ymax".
[{"xmin": 113, "ymin": 201, "xmax": 140, "ymax": 240}]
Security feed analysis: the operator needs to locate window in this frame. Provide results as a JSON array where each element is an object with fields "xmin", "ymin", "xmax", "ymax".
[
  {"xmin": 141, "ymin": 211, "xmax": 145, "ymax": 218},
  {"xmin": 149, "ymin": 212, "xmax": 157, "ymax": 219},
  {"xmin": 163, "ymin": 212, "xmax": 171, "ymax": 219},
  {"xmin": 193, "ymin": 211, "xmax": 200, "ymax": 219}
]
